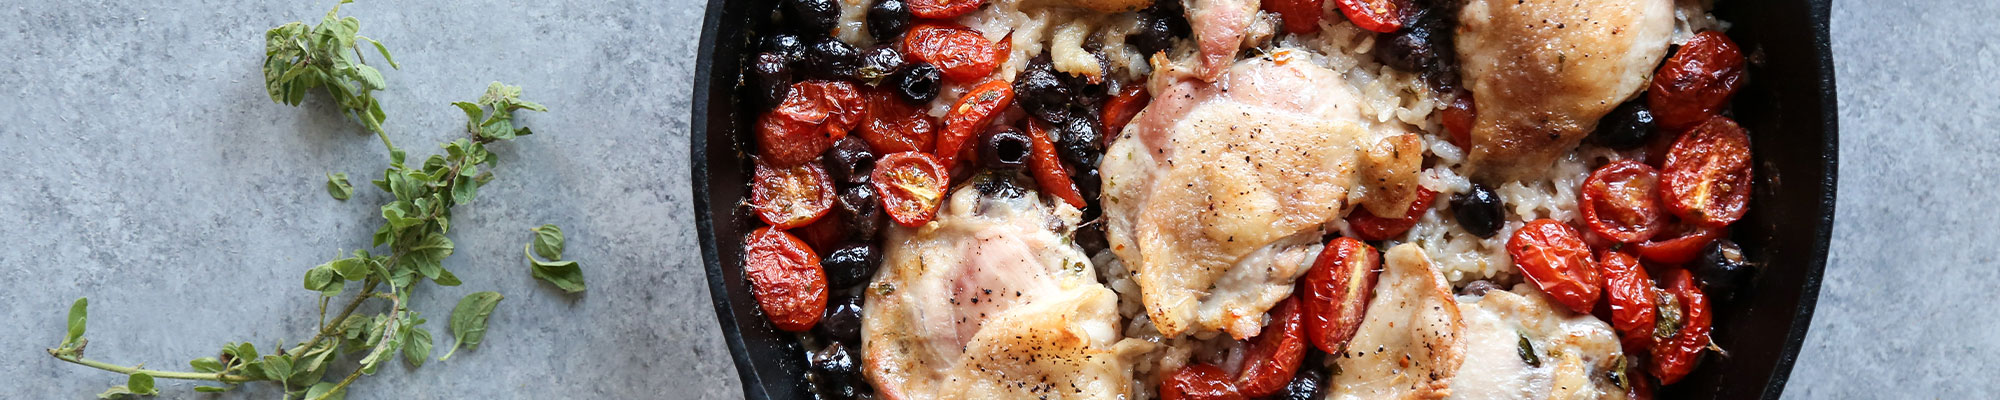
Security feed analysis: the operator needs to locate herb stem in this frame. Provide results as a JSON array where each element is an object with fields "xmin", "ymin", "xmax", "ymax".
[
  {"xmin": 287, "ymin": 278, "xmax": 382, "ymax": 357},
  {"xmin": 48, "ymin": 352, "xmax": 254, "ymax": 383},
  {"xmin": 307, "ymin": 368, "xmax": 365, "ymax": 400}
]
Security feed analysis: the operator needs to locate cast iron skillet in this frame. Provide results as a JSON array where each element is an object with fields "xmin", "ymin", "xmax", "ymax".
[{"xmin": 691, "ymin": 0, "xmax": 1838, "ymax": 398}]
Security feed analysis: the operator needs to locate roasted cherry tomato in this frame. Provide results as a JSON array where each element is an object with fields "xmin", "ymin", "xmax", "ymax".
[
  {"xmin": 859, "ymin": 87, "xmax": 937, "ymax": 154},
  {"xmin": 871, "ymin": 151, "xmax": 949, "ymax": 227},
  {"xmin": 1599, "ymin": 250, "xmax": 1658, "ymax": 353},
  {"xmin": 1650, "ymin": 267, "xmax": 1711, "ymax": 385},
  {"xmin": 1633, "ymin": 223, "xmax": 1723, "ymax": 265},
  {"xmin": 1346, "ymin": 187, "xmax": 1436, "ymax": 241},
  {"xmin": 743, "ymin": 227, "xmax": 829, "ymax": 332},
  {"xmin": 1023, "ymin": 121, "xmax": 1089, "ymax": 208},
  {"xmin": 906, "ymin": 0, "xmax": 982, "ymax": 19},
  {"xmin": 1264, "ymin": 0, "xmax": 1327, "ymax": 34},
  {"xmin": 1334, "ymin": 0, "xmax": 1404, "ymax": 33},
  {"xmin": 1302, "ymin": 237, "xmax": 1380, "ymax": 354},
  {"xmin": 1508, "ymin": 219, "xmax": 1601, "ymax": 314},
  {"xmin": 1581, "ymin": 160, "xmax": 1667, "ymax": 243},
  {"xmin": 1661, "ymin": 116, "xmax": 1753, "ymax": 228},
  {"xmin": 937, "ymin": 79, "xmax": 1015, "ymax": 169},
  {"xmin": 1648, "ymin": 31, "xmax": 1747, "ymax": 131},
  {"xmin": 1162, "ymin": 363, "xmax": 1245, "ymax": 400},
  {"xmin": 1101, "ymin": 83, "xmax": 1150, "ymax": 139},
  {"xmin": 750, "ymin": 162, "xmax": 837, "ymax": 230},
  {"xmin": 1441, "ymin": 92, "xmax": 1475, "ymax": 149},
  {"xmin": 1236, "ymin": 296, "xmax": 1307, "ymax": 397},
  {"xmin": 757, "ymin": 80, "xmax": 865, "ymax": 167},
  {"xmin": 901, "ymin": 23, "xmax": 1001, "ymax": 83},
  {"xmin": 793, "ymin": 209, "xmax": 846, "ymax": 255}
]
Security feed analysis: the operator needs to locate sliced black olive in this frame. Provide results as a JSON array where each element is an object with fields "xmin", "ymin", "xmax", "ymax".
[
  {"xmin": 893, "ymin": 62, "xmax": 942, "ymax": 105},
  {"xmin": 784, "ymin": 0, "xmax": 841, "ymax": 35},
  {"xmin": 1373, "ymin": 6, "xmax": 1459, "ymax": 91},
  {"xmin": 856, "ymin": 45, "xmax": 907, "ymax": 86},
  {"xmin": 805, "ymin": 36, "xmax": 859, "ymax": 80},
  {"xmin": 1127, "ymin": 0, "xmax": 1190, "ymax": 57},
  {"xmin": 980, "ymin": 128, "xmax": 1032, "ymax": 171},
  {"xmin": 837, "ymin": 185, "xmax": 885, "ymax": 242},
  {"xmin": 1594, "ymin": 100, "xmax": 1656, "ymax": 150},
  {"xmin": 1452, "ymin": 183, "xmax": 1504, "ymax": 238},
  {"xmin": 824, "ymin": 136, "xmax": 877, "ymax": 186},
  {"xmin": 823, "ymin": 242, "xmax": 881, "ymax": 289},
  {"xmin": 766, "ymin": 33, "xmax": 808, "ymax": 65},
  {"xmin": 1277, "ymin": 351, "xmax": 1329, "ymax": 400},
  {"xmin": 808, "ymin": 342, "xmax": 864, "ymax": 400},
  {"xmin": 973, "ymin": 173, "xmax": 1028, "ymax": 199},
  {"xmin": 1072, "ymin": 222, "xmax": 1109, "ymax": 255},
  {"xmin": 751, "ymin": 52, "xmax": 793, "ymax": 109},
  {"xmin": 1696, "ymin": 239, "xmax": 1752, "ymax": 302},
  {"xmin": 867, "ymin": 0, "xmax": 912, "ymax": 42},
  {"xmin": 1055, "ymin": 116, "xmax": 1103, "ymax": 168},
  {"xmin": 1014, "ymin": 55, "xmax": 1075, "ymax": 124},
  {"xmin": 815, "ymin": 295, "xmax": 864, "ymax": 345}
]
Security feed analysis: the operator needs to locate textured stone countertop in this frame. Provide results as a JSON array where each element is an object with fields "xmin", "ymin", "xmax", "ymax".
[{"xmin": 0, "ymin": 0, "xmax": 1983, "ymax": 399}]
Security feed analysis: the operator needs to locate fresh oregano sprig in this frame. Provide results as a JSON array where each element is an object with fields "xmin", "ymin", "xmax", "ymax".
[
  {"xmin": 265, "ymin": 0, "xmax": 399, "ymax": 144},
  {"xmin": 49, "ymin": 82, "xmax": 548, "ymax": 400}
]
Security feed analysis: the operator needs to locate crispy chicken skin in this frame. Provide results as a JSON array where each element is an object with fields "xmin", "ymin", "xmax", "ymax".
[
  {"xmin": 863, "ymin": 183, "xmax": 1143, "ymax": 400},
  {"xmin": 1455, "ymin": 0, "xmax": 1673, "ymax": 178},
  {"xmin": 1325, "ymin": 244, "xmax": 1467, "ymax": 400}
]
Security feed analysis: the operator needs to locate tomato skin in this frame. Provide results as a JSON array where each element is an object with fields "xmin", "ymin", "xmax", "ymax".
[
  {"xmin": 902, "ymin": 23, "xmax": 1001, "ymax": 83},
  {"xmin": 1582, "ymin": 161, "xmax": 1667, "ymax": 243},
  {"xmin": 1101, "ymin": 83, "xmax": 1150, "ymax": 139},
  {"xmin": 1025, "ymin": 121, "xmax": 1089, "ymax": 208},
  {"xmin": 937, "ymin": 79, "xmax": 1014, "ymax": 169},
  {"xmin": 906, "ymin": 0, "xmax": 982, "ymax": 19},
  {"xmin": 750, "ymin": 162, "xmax": 838, "ymax": 230},
  {"xmin": 1162, "ymin": 364, "xmax": 1245, "ymax": 400},
  {"xmin": 1302, "ymin": 237, "xmax": 1381, "ymax": 354},
  {"xmin": 1660, "ymin": 116, "xmax": 1753, "ymax": 228},
  {"xmin": 1334, "ymin": 0, "xmax": 1404, "ymax": 33},
  {"xmin": 1650, "ymin": 267, "xmax": 1711, "ymax": 385},
  {"xmin": 871, "ymin": 152, "xmax": 950, "ymax": 227},
  {"xmin": 1346, "ymin": 187, "xmax": 1436, "ymax": 241},
  {"xmin": 757, "ymin": 80, "xmax": 865, "ymax": 168},
  {"xmin": 1648, "ymin": 31, "xmax": 1747, "ymax": 131},
  {"xmin": 1599, "ymin": 250, "xmax": 1658, "ymax": 353},
  {"xmin": 859, "ymin": 88, "xmax": 936, "ymax": 154},
  {"xmin": 1236, "ymin": 297, "xmax": 1307, "ymax": 397},
  {"xmin": 1508, "ymin": 219, "xmax": 1602, "ymax": 314},
  {"xmin": 743, "ymin": 227, "xmax": 829, "ymax": 332},
  {"xmin": 1441, "ymin": 92, "xmax": 1474, "ymax": 149},
  {"xmin": 1633, "ymin": 224, "xmax": 1723, "ymax": 265},
  {"xmin": 1264, "ymin": 0, "xmax": 1327, "ymax": 34}
]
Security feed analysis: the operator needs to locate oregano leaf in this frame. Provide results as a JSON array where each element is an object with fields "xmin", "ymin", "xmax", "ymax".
[
  {"xmin": 125, "ymin": 373, "xmax": 156, "ymax": 395},
  {"xmin": 326, "ymin": 172, "xmax": 353, "ymax": 201},
  {"xmin": 63, "ymin": 297, "xmax": 87, "ymax": 348},
  {"xmin": 530, "ymin": 224, "xmax": 565, "ymax": 260},
  {"xmin": 442, "ymin": 291, "xmax": 502, "ymax": 360}
]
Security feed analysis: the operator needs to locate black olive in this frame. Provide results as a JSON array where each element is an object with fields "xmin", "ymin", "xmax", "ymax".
[
  {"xmin": 893, "ymin": 62, "xmax": 942, "ymax": 105},
  {"xmin": 1055, "ymin": 116, "xmax": 1103, "ymax": 168},
  {"xmin": 815, "ymin": 295, "xmax": 864, "ymax": 345},
  {"xmin": 1014, "ymin": 55, "xmax": 1075, "ymax": 124},
  {"xmin": 856, "ymin": 46, "xmax": 907, "ymax": 85},
  {"xmin": 1459, "ymin": 280, "xmax": 1501, "ymax": 296},
  {"xmin": 824, "ymin": 136, "xmax": 877, "ymax": 186},
  {"xmin": 808, "ymin": 342, "xmax": 864, "ymax": 400},
  {"xmin": 1452, "ymin": 184, "xmax": 1504, "ymax": 238},
  {"xmin": 1696, "ymin": 239, "xmax": 1752, "ymax": 302},
  {"xmin": 980, "ymin": 128, "xmax": 1032, "ymax": 171},
  {"xmin": 837, "ymin": 186, "xmax": 885, "ymax": 241},
  {"xmin": 805, "ymin": 36, "xmax": 860, "ymax": 80},
  {"xmin": 1374, "ymin": 7, "xmax": 1460, "ymax": 91},
  {"xmin": 1073, "ymin": 223, "xmax": 1109, "ymax": 255},
  {"xmin": 766, "ymin": 33, "xmax": 809, "ymax": 65},
  {"xmin": 822, "ymin": 242, "xmax": 881, "ymax": 289},
  {"xmin": 1072, "ymin": 164, "xmax": 1101, "ymax": 206},
  {"xmin": 1127, "ymin": 0, "xmax": 1190, "ymax": 57},
  {"xmin": 751, "ymin": 52, "xmax": 793, "ymax": 109},
  {"xmin": 1594, "ymin": 100, "xmax": 1656, "ymax": 150},
  {"xmin": 784, "ymin": 0, "xmax": 841, "ymax": 35},
  {"xmin": 974, "ymin": 174, "xmax": 1028, "ymax": 199},
  {"xmin": 1277, "ymin": 352, "xmax": 1329, "ymax": 400},
  {"xmin": 868, "ymin": 0, "xmax": 912, "ymax": 42}
]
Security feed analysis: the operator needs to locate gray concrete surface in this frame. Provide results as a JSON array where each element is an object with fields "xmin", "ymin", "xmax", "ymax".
[{"xmin": 0, "ymin": 0, "xmax": 1985, "ymax": 399}]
